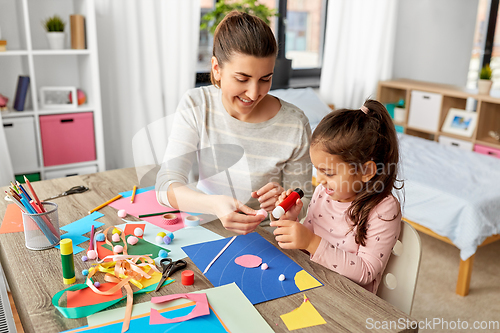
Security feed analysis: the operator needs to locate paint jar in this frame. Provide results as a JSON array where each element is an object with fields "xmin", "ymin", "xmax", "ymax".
[{"xmin": 22, "ymin": 202, "xmax": 60, "ymax": 250}]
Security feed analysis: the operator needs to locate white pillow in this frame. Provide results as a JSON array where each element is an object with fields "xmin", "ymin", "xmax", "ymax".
[{"xmin": 270, "ymin": 87, "xmax": 332, "ymax": 130}]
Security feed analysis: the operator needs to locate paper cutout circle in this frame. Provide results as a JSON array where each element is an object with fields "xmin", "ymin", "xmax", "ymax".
[{"xmin": 235, "ymin": 254, "xmax": 263, "ymax": 268}]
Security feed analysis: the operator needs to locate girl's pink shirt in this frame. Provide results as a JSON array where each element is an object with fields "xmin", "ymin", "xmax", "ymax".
[{"xmin": 304, "ymin": 184, "xmax": 401, "ymax": 293}]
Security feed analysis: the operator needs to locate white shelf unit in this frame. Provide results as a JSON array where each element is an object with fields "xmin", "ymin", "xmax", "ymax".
[{"xmin": 0, "ymin": 0, "xmax": 105, "ymax": 180}]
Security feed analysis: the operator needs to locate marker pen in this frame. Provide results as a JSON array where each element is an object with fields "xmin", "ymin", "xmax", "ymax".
[
  {"xmin": 60, "ymin": 238, "xmax": 76, "ymax": 284},
  {"xmin": 272, "ymin": 188, "xmax": 304, "ymax": 219}
]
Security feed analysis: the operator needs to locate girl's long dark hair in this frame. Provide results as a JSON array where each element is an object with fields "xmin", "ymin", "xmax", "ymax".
[{"xmin": 311, "ymin": 99, "xmax": 402, "ymax": 246}]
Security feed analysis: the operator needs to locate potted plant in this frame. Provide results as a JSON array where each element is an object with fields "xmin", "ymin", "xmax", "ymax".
[
  {"xmin": 478, "ymin": 64, "xmax": 493, "ymax": 95},
  {"xmin": 43, "ymin": 15, "xmax": 66, "ymax": 50},
  {"xmin": 200, "ymin": 0, "xmax": 277, "ymax": 35},
  {"xmin": 201, "ymin": 0, "xmax": 293, "ymax": 88}
]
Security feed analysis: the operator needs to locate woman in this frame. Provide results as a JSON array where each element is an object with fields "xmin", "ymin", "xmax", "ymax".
[{"xmin": 156, "ymin": 11, "xmax": 312, "ymax": 234}]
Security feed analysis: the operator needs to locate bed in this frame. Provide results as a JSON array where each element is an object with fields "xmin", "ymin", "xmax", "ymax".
[
  {"xmin": 272, "ymin": 88, "xmax": 500, "ymax": 296},
  {"xmin": 398, "ymin": 133, "xmax": 500, "ymax": 295}
]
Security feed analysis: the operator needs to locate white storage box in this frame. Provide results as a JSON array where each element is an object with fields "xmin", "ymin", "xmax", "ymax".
[
  {"xmin": 3, "ymin": 117, "xmax": 39, "ymax": 173},
  {"xmin": 408, "ymin": 90, "xmax": 443, "ymax": 132},
  {"xmin": 438, "ymin": 135, "xmax": 473, "ymax": 151},
  {"xmin": 44, "ymin": 164, "xmax": 98, "ymax": 180}
]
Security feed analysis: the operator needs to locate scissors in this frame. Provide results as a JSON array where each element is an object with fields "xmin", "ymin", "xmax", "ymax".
[
  {"xmin": 43, "ymin": 185, "xmax": 90, "ymax": 201},
  {"xmin": 155, "ymin": 258, "xmax": 187, "ymax": 292}
]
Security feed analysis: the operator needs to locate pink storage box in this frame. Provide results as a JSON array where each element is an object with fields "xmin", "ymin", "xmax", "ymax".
[
  {"xmin": 474, "ymin": 144, "xmax": 500, "ymax": 159},
  {"xmin": 40, "ymin": 112, "xmax": 96, "ymax": 166}
]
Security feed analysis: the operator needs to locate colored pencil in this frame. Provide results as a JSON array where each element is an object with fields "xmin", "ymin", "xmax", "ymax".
[
  {"xmin": 16, "ymin": 181, "xmax": 32, "ymax": 202},
  {"xmin": 88, "ymin": 194, "xmax": 122, "ymax": 214},
  {"xmin": 10, "ymin": 182, "xmax": 20, "ymax": 194},
  {"xmin": 130, "ymin": 186, "xmax": 137, "ymax": 203},
  {"xmin": 138, "ymin": 210, "xmax": 180, "ymax": 218},
  {"xmin": 4, "ymin": 191, "xmax": 28, "ymax": 213},
  {"xmin": 30, "ymin": 200, "xmax": 60, "ymax": 239},
  {"xmin": 20, "ymin": 197, "xmax": 58, "ymax": 244},
  {"xmin": 9, "ymin": 189, "xmax": 21, "ymax": 202},
  {"xmin": 24, "ymin": 175, "xmax": 45, "ymax": 212}
]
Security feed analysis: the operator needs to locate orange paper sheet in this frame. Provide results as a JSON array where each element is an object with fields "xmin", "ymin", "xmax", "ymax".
[
  {"xmin": 0, "ymin": 204, "xmax": 24, "ymax": 234},
  {"xmin": 124, "ymin": 223, "xmax": 145, "ymax": 238}
]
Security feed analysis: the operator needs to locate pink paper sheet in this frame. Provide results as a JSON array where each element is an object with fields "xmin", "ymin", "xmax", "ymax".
[
  {"xmin": 109, "ymin": 190, "xmax": 190, "ymax": 232},
  {"xmin": 149, "ymin": 293, "xmax": 210, "ymax": 324},
  {"xmin": 235, "ymin": 254, "xmax": 262, "ymax": 268}
]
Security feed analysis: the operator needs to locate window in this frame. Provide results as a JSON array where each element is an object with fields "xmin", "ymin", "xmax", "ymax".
[
  {"xmin": 198, "ymin": 0, "xmax": 216, "ymax": 73},
  {"xmin": 286, "ymin": 0, "xmax": 325, "ymax": 69},
  {"xmin": 196, "ymin": 0, "xmax": 328, "ymax": 85},
  {"xmin": 467, "ymin": 0, "xmax": 499, "ymax": 90}
]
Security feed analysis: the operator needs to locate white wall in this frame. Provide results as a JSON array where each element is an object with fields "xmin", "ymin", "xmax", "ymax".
[{"xmin": 393, "ymin": 0, "xmax": 479, "ymax": 86}]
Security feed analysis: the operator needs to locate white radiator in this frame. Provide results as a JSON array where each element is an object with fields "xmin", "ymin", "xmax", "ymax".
[{"xmin": 0, "ymin": 262, "xmax": 16, "ymax": 333}]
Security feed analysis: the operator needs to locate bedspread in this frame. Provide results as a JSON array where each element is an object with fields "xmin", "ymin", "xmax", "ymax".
[{"xmin": 398, "ymin": 133, "xmax": 500, "ymax": 260}]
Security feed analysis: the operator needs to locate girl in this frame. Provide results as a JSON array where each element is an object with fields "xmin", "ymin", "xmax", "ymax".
[
  {"xmin": 156, "ymin": 11, "xmax": 312, "ymax": 235},
  {"xmin": 271, "ymin": 99, "xmax": 401, "ymax": 293}
]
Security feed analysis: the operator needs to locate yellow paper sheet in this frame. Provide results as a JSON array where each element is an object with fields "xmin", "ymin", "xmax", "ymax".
[
  {"xmin": 294, "ymin": 270, "xmax": 322, "ymax": 290},
  {"xmin": 280, "ymin": 294, "xmax": 326, "ymax": 331}
]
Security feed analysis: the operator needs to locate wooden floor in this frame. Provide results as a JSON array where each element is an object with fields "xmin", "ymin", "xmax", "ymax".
[{"xmin": 7, "ymin": 292, "xmax": 24, "ymax": 333}]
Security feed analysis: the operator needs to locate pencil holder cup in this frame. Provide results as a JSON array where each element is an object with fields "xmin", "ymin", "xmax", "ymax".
[{"xmin": 22, "ymin": 202, "xmax": 61, "ymax": 250}]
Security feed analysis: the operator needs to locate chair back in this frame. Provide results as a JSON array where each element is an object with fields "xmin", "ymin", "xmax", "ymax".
[{"xmin": 377, "ymin": 220, "xmax": 422, "ymax": 315}]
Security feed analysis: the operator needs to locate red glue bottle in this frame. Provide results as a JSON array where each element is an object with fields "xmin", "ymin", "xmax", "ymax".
[{"xmin": 272, "ymin": 188, "xmax": 304, "ymax": 219}]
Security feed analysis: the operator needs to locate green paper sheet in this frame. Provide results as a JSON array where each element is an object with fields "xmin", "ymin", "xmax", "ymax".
[{"xmin": 102, "ymin": 235, "xmax": 169, "ymax": 257}]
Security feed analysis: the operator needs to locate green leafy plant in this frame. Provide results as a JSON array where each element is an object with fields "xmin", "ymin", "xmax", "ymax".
[
  {"xmin": 480, "ymin": 64, "xmax": 492, "ymax": 80},
  {"xmin": 200, "ymin": 0, "xmax": 278, "ymax": 35},
  {"xmin": 43, "ymin": 15, "xmax": 65, "ymax": 32}
]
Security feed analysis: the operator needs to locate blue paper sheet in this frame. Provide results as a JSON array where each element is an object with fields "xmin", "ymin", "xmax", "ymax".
[
  {"xmin": 119, "ymin": 186, "xmax": 155, "ymax": 198},
  {"xmin": 62, "ymin": 304, "xmax": 226, "ymax": 333},
  {"xmin": 182, "ymin": 232, "xmax": 322, "ymax": 304},
  {"xmin": 55, "ymin": 212, "xmax": 104, "ymax": 254}
]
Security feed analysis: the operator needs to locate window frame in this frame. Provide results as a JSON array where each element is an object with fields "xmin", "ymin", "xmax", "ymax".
[
  {"xmin": 196, "ymin": 0, "xmax": 328, "ymax": 87},
  {"xmin": 481, "ymin": 0, "xmax": 499, "ymax": 68}
]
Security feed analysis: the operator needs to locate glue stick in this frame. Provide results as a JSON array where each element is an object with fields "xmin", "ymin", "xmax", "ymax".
[
  {"xmin": 272, "ymin": 188, "xmax": 304, "ymax": 219},
  {"xmin": 60, "ymin": 238, "xmax": 76, "ymax": 284}
]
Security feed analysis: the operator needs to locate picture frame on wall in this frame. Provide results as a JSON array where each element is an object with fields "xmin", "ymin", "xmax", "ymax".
[
  {"xmin": 441, "ymin": 108, "xmax": 478, "ymax": 138},
  {"xmin": 39, "ymin": 86, "xmax": 77, "ymax": 110}
]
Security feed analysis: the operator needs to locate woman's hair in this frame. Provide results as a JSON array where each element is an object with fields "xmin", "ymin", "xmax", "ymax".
[
  {"xmin": 311, "ymin": 99, "xmax": 402, "ymax": 246},
  {"xmin": 210, "ymin": 10, "xmax": 278, "ymax": 87}
]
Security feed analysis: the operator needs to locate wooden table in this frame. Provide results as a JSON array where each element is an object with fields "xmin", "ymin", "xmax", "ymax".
[{"xmin": 0, "ymin": 168, "xmax": 418, "ymax": 332}]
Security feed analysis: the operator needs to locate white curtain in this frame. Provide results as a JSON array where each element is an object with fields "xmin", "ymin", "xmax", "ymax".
[
  {"xmin": 95, "ymin": 0, "xmax": 200, "ymax": 170},
  {"xmin": 0, "ymin": 113, "xmax": 14, "ymax": 187},
  {"xmin": 319, "ymin": 0, "xmax": 398, "ymax": 109}
]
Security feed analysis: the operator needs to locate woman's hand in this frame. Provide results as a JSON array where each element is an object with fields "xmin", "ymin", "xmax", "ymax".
[
  {"xmin": 275, "ymin": 189, "xmax": 302, "ymax": 221},
  {"xmin": 211, "ymin": 195, "xmax": 265, "ymax": 235},
  {"xmin": 251, "ymin": 182, "xmax": 284, "ymax": 212},
  {"xmin": 270, "ymin": 219, "xmax": 321, "ymax": 254}
]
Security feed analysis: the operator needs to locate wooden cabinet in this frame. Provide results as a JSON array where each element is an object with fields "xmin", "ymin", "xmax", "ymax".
[
  {"xmin": 0, "ymin": 0, "xmax": 105, "ymax": 180},
  {"xmin": 377, "ymin": 79, "xmax": 500, "ymax": 153}
]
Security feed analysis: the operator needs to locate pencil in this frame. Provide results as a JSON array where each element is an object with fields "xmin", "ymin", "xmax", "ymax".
[
  {"xmin": 10, "ymin": 182, "xmax": 19, "ymax": 194},
  {"xmin": 138, "ymin": 210, "xmax": 180, "ymax": 218},
  {"xmin": 130, "ymin": 186, "xmax": 137, "ymax": 203},
  {"xmin": 4, "ymin": 191, "xmax": 28, "ymax": 213},
  {"xmin": 30, "ymin": 199, "xmax": 60, "ymax": 237},
  {"xmin": 88, "ymin": 194, "xmax": 122, "ymax": 214},
  {"xmin": 16, "ymin": 181, "xmax": 32, "ymax": 202},
  {"xmin": 24, "ymin": 176, "xmax": 45, "ymax": 213}
]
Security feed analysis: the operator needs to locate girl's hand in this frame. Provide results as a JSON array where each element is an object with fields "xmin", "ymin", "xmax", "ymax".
[
  {"xmin": 251, "ymin": 182, "xmax": 284, "ymax": 212},
  {"xmin": 212, "ymin": 195, "xmax": 265, "ymax": 235},
  {"xmin": 275, "ymin": 189, "xmax": 302, "ymax": 221},
  {"xmin": 270, "ymin": 219, "xmax": 321, "ymax": 254}
]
